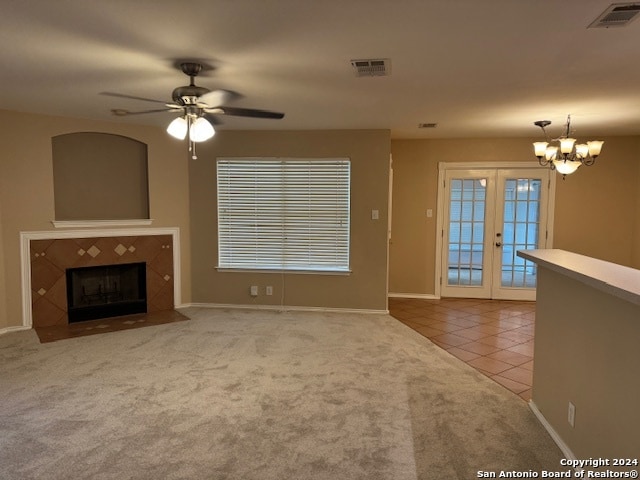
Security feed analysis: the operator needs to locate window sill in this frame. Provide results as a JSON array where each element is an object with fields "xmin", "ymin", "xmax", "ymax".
[
  {"xmin": 216, "ymin": 267, "xmax": 352, "ymax": 276},
  {"xmin": 51, "ymin": 219, "xmax": 153, "ymax": 229}
]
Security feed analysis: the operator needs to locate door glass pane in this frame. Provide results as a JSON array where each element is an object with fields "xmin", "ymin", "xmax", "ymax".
[
  {"xmin": 501, "ymin": 178, "xmax": 541, "ymax": 288},
  {"xmin": 448, "ymin": 178, "xmax": 486, "ymax": 286}
]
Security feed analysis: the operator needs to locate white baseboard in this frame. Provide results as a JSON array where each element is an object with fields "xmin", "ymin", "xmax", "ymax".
[
  {"xmin": 388, "ymin": 292, "xmax": 439, "ymax": 300},
  {"xmin": 529, "ymin": 400, "xmax": 576, "ymax": 461},
  {"xmin": 0, "ymin": 325, "xmax": 31, "ymax": 336},
  {"xmin": 184, "ymin": 303, "xmax": 389, "ymax": 315}
]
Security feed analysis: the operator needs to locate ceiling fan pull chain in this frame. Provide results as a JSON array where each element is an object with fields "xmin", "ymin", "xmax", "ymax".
[{"xmin": 191, "ymin": 140, "xmax": 197, "ymax": 160}]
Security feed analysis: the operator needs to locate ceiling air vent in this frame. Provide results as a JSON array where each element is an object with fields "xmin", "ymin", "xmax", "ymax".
[
  {"xmin": 588, "ymin": 2, "xmax": 640, "ymax": 28},
  {"xmin": 350, "ymin": 58, "xmax": 390, "ymax": 77}
]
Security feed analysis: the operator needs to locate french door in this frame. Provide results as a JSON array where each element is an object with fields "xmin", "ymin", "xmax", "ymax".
[{"xmin": 439, "ymin": 166, "xmax": 553, "ymax": 301}]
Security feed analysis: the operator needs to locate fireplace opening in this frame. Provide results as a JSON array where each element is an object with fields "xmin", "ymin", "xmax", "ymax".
[{"xmin": 66, "ymin": 262, "xmax": 147, "ymax": 323}]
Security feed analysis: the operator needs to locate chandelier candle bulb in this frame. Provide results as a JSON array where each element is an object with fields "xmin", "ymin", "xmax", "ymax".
[
  {"xmin": 559, "ymin": 137, "xmax": 576, "ymax": 154},
  {"xmin": 588, "ymin": 140, "xmax": 604, "ymax": 157},
  {"xmin": 575, "ymin": 144, "xmax": 589, "ymax": 158},
  {"xmin": 533, "ymin": 142, "xmax": 549, "ymax": 158},
  {"xmin": 545, "ymin": 145, "xmax": 558, "ymax": 161}
]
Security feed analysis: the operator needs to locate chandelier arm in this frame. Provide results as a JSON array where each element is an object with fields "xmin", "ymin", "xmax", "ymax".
[
  {"xmin": 533, "ymin": 120, "xmax": 552, "ymax": 140},
  {"xmin": 537, "ymin": 158, "xmax": 551, "ymax": 167}
]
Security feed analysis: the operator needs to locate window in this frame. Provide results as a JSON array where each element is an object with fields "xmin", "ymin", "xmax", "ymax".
[{"xmin": 217, "ymin": 158, "xmax": 350, "ymax": 272}]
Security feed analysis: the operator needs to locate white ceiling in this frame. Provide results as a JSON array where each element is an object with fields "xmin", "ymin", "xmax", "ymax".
[{"xmin": 1, "ymin": 0, "xmax": 639, "ymax": 139}]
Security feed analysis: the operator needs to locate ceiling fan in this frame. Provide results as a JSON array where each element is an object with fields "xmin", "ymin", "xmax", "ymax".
[{"xmin": 102, "ymin": 62, "xmax": 284, "ymax": 158}]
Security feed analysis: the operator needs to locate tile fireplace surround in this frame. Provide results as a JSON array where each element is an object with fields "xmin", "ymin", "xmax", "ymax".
[{"xmin": 21, "ymin": 228, "xmax": 180, "ymax": 328}]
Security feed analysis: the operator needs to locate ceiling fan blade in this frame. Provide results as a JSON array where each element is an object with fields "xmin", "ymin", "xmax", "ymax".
[
  {"xmin": 203, "ymin": 113, "xmax": 224, "ymax": 126},
  {"xmin": 197, "ymin": 89, "xmax": 241, "ymax": 108},
  {"xmin": 100, "ymin": 91, "xmax": 168, "ymax": 104},
  {"xmin": 218, "ymin": 106, "xmax": 285, "ymax": 119},
  {"xmin": 110, "ymin": 108, "xmax": 176, "ymax": 116}
]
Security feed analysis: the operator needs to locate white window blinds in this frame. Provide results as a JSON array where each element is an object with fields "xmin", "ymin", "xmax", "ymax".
[{"xmin": 217, "ymin": 158, "xmax": 351, "ymax": 272}]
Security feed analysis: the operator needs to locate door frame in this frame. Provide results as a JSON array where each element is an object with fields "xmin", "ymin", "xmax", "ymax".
[{"xmin": 434, "ymin": 162, "xmax": 556, "ymax": 299}]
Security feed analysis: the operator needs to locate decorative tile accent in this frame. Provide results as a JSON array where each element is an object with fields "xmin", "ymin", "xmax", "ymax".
[
  {"xmin": 128, "ymin": 246, "xmax": 136, "ymax": 253},
  {"xmin": 87, "ymin": 245, "xmax": 101, "ymax": 258},
  {"xmin": 114, "ymin": 244, "xmax": 127, "ymax": 256},
  {"xmin": 164, "ymin": 275, "xmax": 171, "ymax": 281},
  {"xmin": 78, "ymin": 249, "xmax": 86, "ymax": 256},
  {"xmin": 38, "ymin": 288, "xmax": 47, "ymax": 296}
]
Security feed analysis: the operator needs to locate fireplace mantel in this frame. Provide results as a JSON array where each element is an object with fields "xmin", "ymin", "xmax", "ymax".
[{"xmin": 20, "ymin": 227, "xmax": 181, "ymax": 328}]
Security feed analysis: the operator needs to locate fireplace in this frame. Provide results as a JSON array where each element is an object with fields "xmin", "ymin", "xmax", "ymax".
[
  {"xmin": 27, "ymin": 232, "xmax": 176, "ymax": 328},
  {"xmin": 66, "ymin": 263, "xmax": 147, "ymax": 323}
]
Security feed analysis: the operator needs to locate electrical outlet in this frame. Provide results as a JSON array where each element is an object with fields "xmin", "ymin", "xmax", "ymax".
[
  {"xmin": 250, "ymin": 285, "xmax": 259, "ymax": 297},
  {"xmin": 568, "ymin": 402, "xmax": 576, "ymax": 427},
  {"xmin": 266, "ymin": 286, "xmax": 273, "ymax": 296}
]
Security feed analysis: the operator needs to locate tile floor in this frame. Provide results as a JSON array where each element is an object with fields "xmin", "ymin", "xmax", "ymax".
[{"xmin": 389, "ymin": 297, "xmax": 535, "ymax": 401}]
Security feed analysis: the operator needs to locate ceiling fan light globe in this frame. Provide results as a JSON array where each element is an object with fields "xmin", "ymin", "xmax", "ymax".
[
  {"xmin": 190, "ymin": 117, "xmax": 215, "ymax": 142},
  {"xmin": 167, "ymin": 117, "xmax": 188, "ymax": 140}
]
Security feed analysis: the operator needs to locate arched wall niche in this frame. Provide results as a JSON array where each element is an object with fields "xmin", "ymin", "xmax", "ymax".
[{"xmin": 52, "ymin": 132, "xmax": 149, "ymax": 221}]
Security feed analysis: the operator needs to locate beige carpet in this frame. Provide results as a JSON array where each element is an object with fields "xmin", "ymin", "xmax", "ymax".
[{"xmin": 0, "ymin": 307, "xmax": 562, "ymax": 479}]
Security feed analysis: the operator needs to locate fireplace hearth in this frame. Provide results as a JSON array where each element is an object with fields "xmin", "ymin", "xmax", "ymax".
[{"xmin": 66, "ymin": 262, "xmax": 147, "ymax": 323}]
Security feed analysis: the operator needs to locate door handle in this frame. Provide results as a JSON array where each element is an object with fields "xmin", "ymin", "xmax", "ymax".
[{"xmin": 496, "ymin": 242, "xmax": 502, "ymax": 247}]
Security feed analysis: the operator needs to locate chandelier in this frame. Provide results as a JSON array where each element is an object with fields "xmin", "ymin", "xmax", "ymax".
[{"xmin": 532, "ymin": 115, "xmax": 604, "ymax": 179}]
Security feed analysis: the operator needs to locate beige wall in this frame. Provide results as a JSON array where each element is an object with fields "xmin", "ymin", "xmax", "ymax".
[
  {"xmin": 0, "ymin": 109, "xmax": 191, "ymax": 330},
  {"xmin": 552, "ymin": 136, "xmax": 639, "ymax": 267},
  {"xmin": 389, "ymin": 137, "xmax": 640, "ymax": 296},
  {"xmin": 188, "ymin": 130, "xmax": 391, "ymax": 311},
  {"xmin": 533, "ymin": 266, "xmax": 640, "ymax": 458}
]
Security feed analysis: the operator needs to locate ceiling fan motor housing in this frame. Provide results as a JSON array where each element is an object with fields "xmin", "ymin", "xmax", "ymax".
[
  {"xmin": 172, "ymin": 85, "xmax": 210, "ymax": 105},
  {"xmin": 172, "ymin": 62, "xmax": 209, "ymax": 105}
]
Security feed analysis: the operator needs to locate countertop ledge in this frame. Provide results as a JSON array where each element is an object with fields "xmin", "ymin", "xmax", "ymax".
[{"xmin": 518, "ymin": 249, "xmax": 640, "ymax": 307}]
